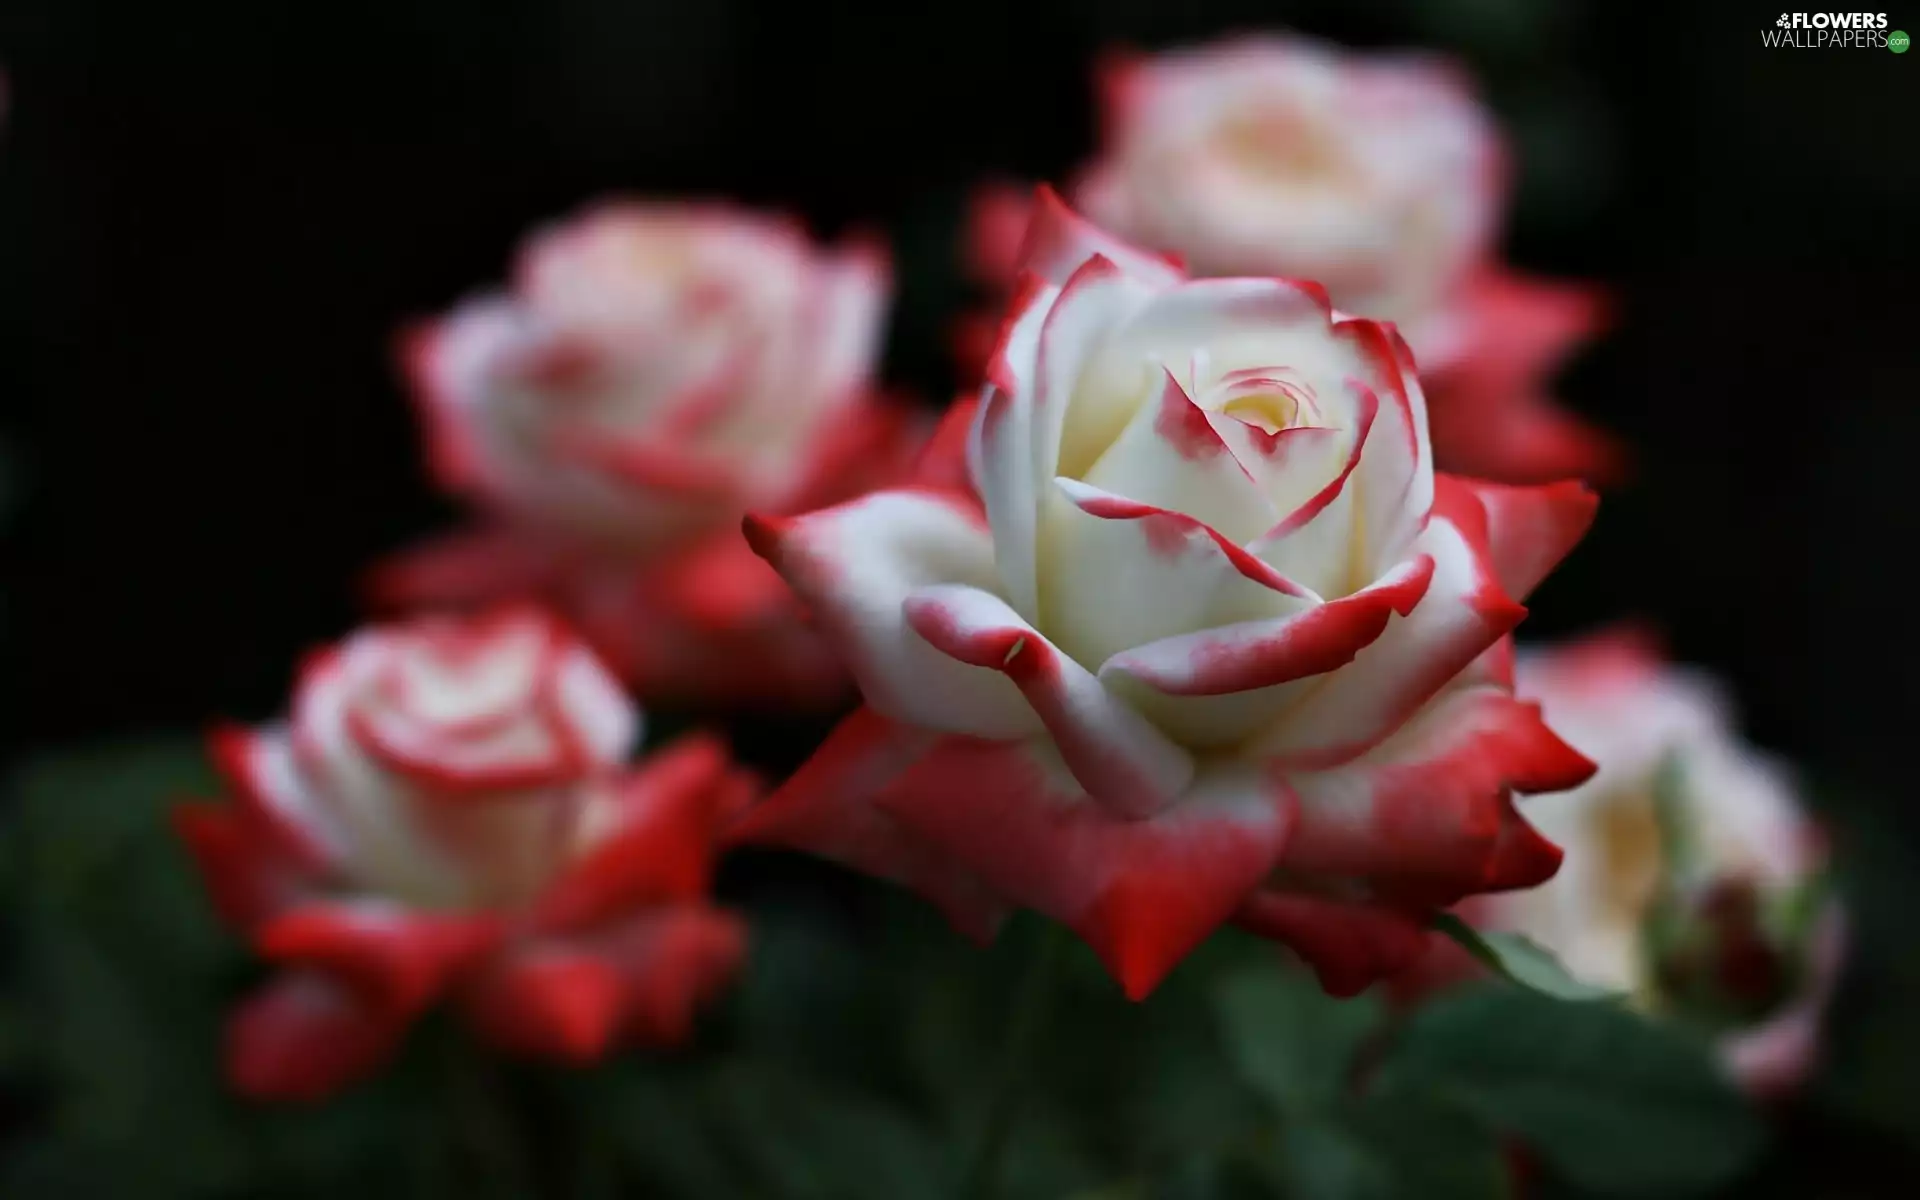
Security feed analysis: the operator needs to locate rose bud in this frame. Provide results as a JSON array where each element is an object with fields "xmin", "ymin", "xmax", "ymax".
[
  {"xmin": 369, "ymin": 204, "xmax": 925, "ymax": 709},
  {"xmin": 962, "ymin": 35, "xmax": 1621, "ymax": 487},
  {"xmin": 1418, "ymin": 628, "xmax": 1843, "ymax": 1096},
  {"xmin": 173, "ymin": 607, "xmax": 754, "ymax": 1101},
  {"xmin": 733, "ymin": 191, "xmax": 1599, "ymax": 999}
]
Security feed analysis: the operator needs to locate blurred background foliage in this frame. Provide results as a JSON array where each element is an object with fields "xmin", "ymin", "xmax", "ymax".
[
  {"xmin": 0, "ymin": 739, "xmax": 1776, "ymax": 1198},
  {"xmin": 0, "ymin": 0, "xmax": 1916, "ymax": 1194}
]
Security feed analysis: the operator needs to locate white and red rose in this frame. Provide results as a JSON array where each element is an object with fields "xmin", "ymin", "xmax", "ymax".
[
  {"xmin": 1416, "ymin": 628, "xmax": 1842, "ymax": 1096},
  {"xmin": 735, "ymin": 191, "xmax": 1599, "ymax": 999},
  {"xmin": 371, "ymin": 203, "xmax": 923, "ymax": 708},
  {"xmin": 174, "ymin": 607, "xmax": 754, "ymax": 1101},
  {"xmin": 961, "ymin": 35, "xmax": 1620, "ymax": 486}
]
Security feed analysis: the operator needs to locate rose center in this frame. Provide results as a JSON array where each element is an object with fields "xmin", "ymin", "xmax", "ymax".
[
  {"xmin": 1215, "ymin": 107, "xmax": 1348, "ymax": 182},
  {"xmin": 1592, "ymin": 788, "xmax": 1664, "ymax": 929},
  {"xmin": 1219, "ymin": 389, "xmax": 1301, "ymax": 434}
]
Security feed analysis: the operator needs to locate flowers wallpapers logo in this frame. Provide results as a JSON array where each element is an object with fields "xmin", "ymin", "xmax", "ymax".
[{"xmin": 1762, "ymin": 11, "xmax": 1898, "ymax": 45}]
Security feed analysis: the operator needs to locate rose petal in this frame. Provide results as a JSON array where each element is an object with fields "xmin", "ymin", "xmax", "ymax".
[
  {"xmin": 1100, "ymin": 553, "xmax": 1433, "ymax": 748},
  {"xmin": 786, "ymin": 396, "xmax": 924, "ymax": 512},
  {"xmin": 743, "ymin": 488, "xmax": 1038, "ymax": 738},
  {"xmin": 326, "ymin": 614, "xmax": 617, "ymax": 794},
  {"xmin": 914, "ymin": 395, "xmax": 981, "ymax": 495},
  {"xmin": 1031, "ymin": 255, "xmax": 1162, "ymax": 510},
  {"xmin": 549, "ymin": 636, "xmax": 642, "ymax": 764},
  {"xmin": 1435, "ymin": 394, "xmax": 1629, "ymax": 489},
  {"xmin": 1234, "ymin": 891, "xmax": 1432, "ymax": 997},
  {"xmin": 1246, "ymin": 379, "xmax": 1379, "ymax": 598},
  {"xmin": 728, "ymin": 706, "xmax": 1010, "ymax": 943},
  {"xmin": 465, "ymin": 948, "xmax": 627, "ymax": 1063},
  {"xmin": 1459, "ymin": 478, "xmax": 1598, "ymax": 603},
  {"xmin": 361, "ymin": 525, "xmax": 564, "ymax": 615},
  {"xmin": 903, "ymin": 583, "xmax": 1194, "ymax": 817},
  {"xmin": 1041, "ymin": 477, "xmax": 1315, "ymax": 685},
  {"xmin": 470, "ymin": 909, "xmax": 748, "ymax": 1057},
  {"xmin": 1016, "ymin": 184, "xmax": 1185, "ymax": 288},
  {"xmin": 1721, "ymin": 903, "xmax": 1845, "ymax": 1097},
  {"xmin": 1249, "ymin": 476, "xmax": 1526, "ymax": 767},
  {"xmin": 535, "ymin": 734, "xmax": 753, "ymax": 932},
  {"xmin": 1458, "ymin": 634, "xmax": 1518, "ymax": 691},
  {"xmin": 882, "ymin": 738, "xmax": 1294, "ymax": 999},
  {"xmin": 1063, "ymin": 276, "xmax": 1347, "ymax": 480},
  {"xmin": 643, "ymin": 532, "xmax": 794, "ymax": 633},
  {"xmin": 799, "ymin": 239, "xmax": 892, "ymax": 435},
  {"xmin": 593, "ymin": 907, "xmax": 748, "ymax": 1048},
  {"xmin": 255, "ymin": 900, "xmax": 502, "ymax": 1014},
  {"xmin": 1210, "ymin": 421, "xmax": 1347, "ymax": 529},
  {"xmin": 227, "ymin": 971, "xmax": 408, "ymax": 1103},
  {"xmin": 1336, "ymin": 321, "xmax": 1432, "ymax": 577},
  {"xmin": 171, "ymin": 803, "xmax": 312, "ymax": 932},
  {"xmin": 400, "ymin": 301, "xmax": 515, "ymax": 496},
  {"xmin": 206, "ymin": 724, "xmax": 346, "ymax": 870},
  {"xmin": 1080, "ymin": 368, "xmax": 1276, "ymax": 543},
  {"xmin": 292, "ymin": 662, "xmax": 487, "ymax": 906},
  {"xmin": 966, "ymin": 180, "xmax": 1037, "ymax": 288},
  {"xmin": 1274, "ymin": 684, "xmax": 1594, "ymax": 904},
  {"xmin": 1429, "ymin": 270, "xmax": 1622, "ymax": 486},
  {"xmin": 547, "ymin": 429, "xmax": 745, "ymax": 500},
  {"xmin": 973, "ymin": 274, "xmax": 1058, "ymax": 622}
]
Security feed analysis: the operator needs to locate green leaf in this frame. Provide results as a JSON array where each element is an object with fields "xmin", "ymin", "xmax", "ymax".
[
  {"xmin": 1431, "ymin": 913, "xmax": 1620, "ymax": 1002},
  {"xmin": 1148, "ymin": 1154, "xmax": 1274, "ymax": 1200},
  {"xmin": 1254, "ymin": 1091, "xmax": 1508, "ymax": 1200},
  {"xmin": 0, "ymin": 738, "xmax": 263, "ymax": 1198},
  {"xmin": 1066, "ymin": 1181, "xmax": 1150, "ymax": 1200},
  {"xmin": 594, "ymin": 1067, "xmax": 754, "ymax": 1199},
  {"xmin": 700, "ymin": 1057, "xmax": 947, "ymax": 1200},
  {"xmin": 1378, "ymin": 986, "xmax": 1764, "ymax": 1196},
  {"xmin": 1212, "ymin": 965, "xmax": 1384, "ymax": 1113}
]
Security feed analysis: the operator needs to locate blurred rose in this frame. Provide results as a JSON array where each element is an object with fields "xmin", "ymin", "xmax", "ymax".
[
  {"xmin": 174, "ymin": 607, "xmax": 752, "ymax": 1101},
  {"xmin": 1411, "ymin": 627, "xmax": 1842, "ymax": 1096},
  {"xmin": 371, "ymin": 203, "xmax": 924, "ymax": 708},
  {"xmin": 736, "ymin": 192, "xmax": 1598, "ymax": 999},
  {"xmin": 962, "ymin": 35, "xmax": 1621, "ymax": 486}
]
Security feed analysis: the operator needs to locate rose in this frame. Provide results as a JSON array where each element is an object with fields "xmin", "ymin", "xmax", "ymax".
[
  {"xmin": 413, "ymin": 204, "xmax": 897, "ymax": 548},
  {"xmin": 370, "ymin": 202, "xmax": 922, "ymax": 707},
  {"xmin": 961, "ymin": 35, "xmax": 1621, "ymax": 486},
  {"xmin": 1084, "ymin": 35, "xmax": 1622, "ymax": 486},
  {"xmin": 735, "ymin": 191, "xmax": 1600, "ymax": 998},
  {"xmin": 1423, "ymin": 628, "xmax": 1843, "ymax": 1095},
  {"xmin": 173, "ymin": 607, "xmax": 753, "ymax": 1101},
  {"xmin": 1083, "ymin": 37, "xmax": 1500, "ymax": 331}
]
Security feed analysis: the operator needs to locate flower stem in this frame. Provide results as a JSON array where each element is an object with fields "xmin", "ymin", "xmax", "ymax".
[{"xmin": 957, "ymin": 922, "xmax": 1073, "ymax": 1200}]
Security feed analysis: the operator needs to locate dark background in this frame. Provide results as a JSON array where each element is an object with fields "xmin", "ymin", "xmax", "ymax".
[
  {"xmin": 1, "ymin": 0, "xmax": 1918, "ymax": 1189},
  {"xmin": 0, "ymin": 0, "xmax": 1914, "ymax": 787}
]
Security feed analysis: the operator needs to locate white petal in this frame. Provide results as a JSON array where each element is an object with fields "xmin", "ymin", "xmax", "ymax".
[
  {"xmin": 1040, "ymin": 477, "xmax": 1313, "ymax": 679},
  {"xmin": 1247, "ymin": 506, "xmax": 1521, "ymax": 767},
  {"xmin": 1337, "ymin": 321, "xmax": 1432, "ymax": 576},
  {"xmin": 970, "ymin": 280, "xmax": 1059, "ymax": 622},
  {"xmin": 1080, "ymin": 369, "xmax": 1275, "ymax": 544},
  {"xmin": 552, "ymin": 643, "xmax": 641, "ymax": 765},
  {"xmin": 1065, "ymin": 278, "xmax": 1365, "ymax": 479},
  {"xmin": 903, "ymin": 583, "xmax": 1194, "ymax": 816},
  {"xmin": 746, "ymin": 490, "xmax": 1039, "ymax": 738}
]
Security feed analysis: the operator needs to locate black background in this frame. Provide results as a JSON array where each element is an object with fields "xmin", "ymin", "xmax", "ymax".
[{"xmin": 1, "ymin": 0, "xmax": 1915, "ymax": 792}]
